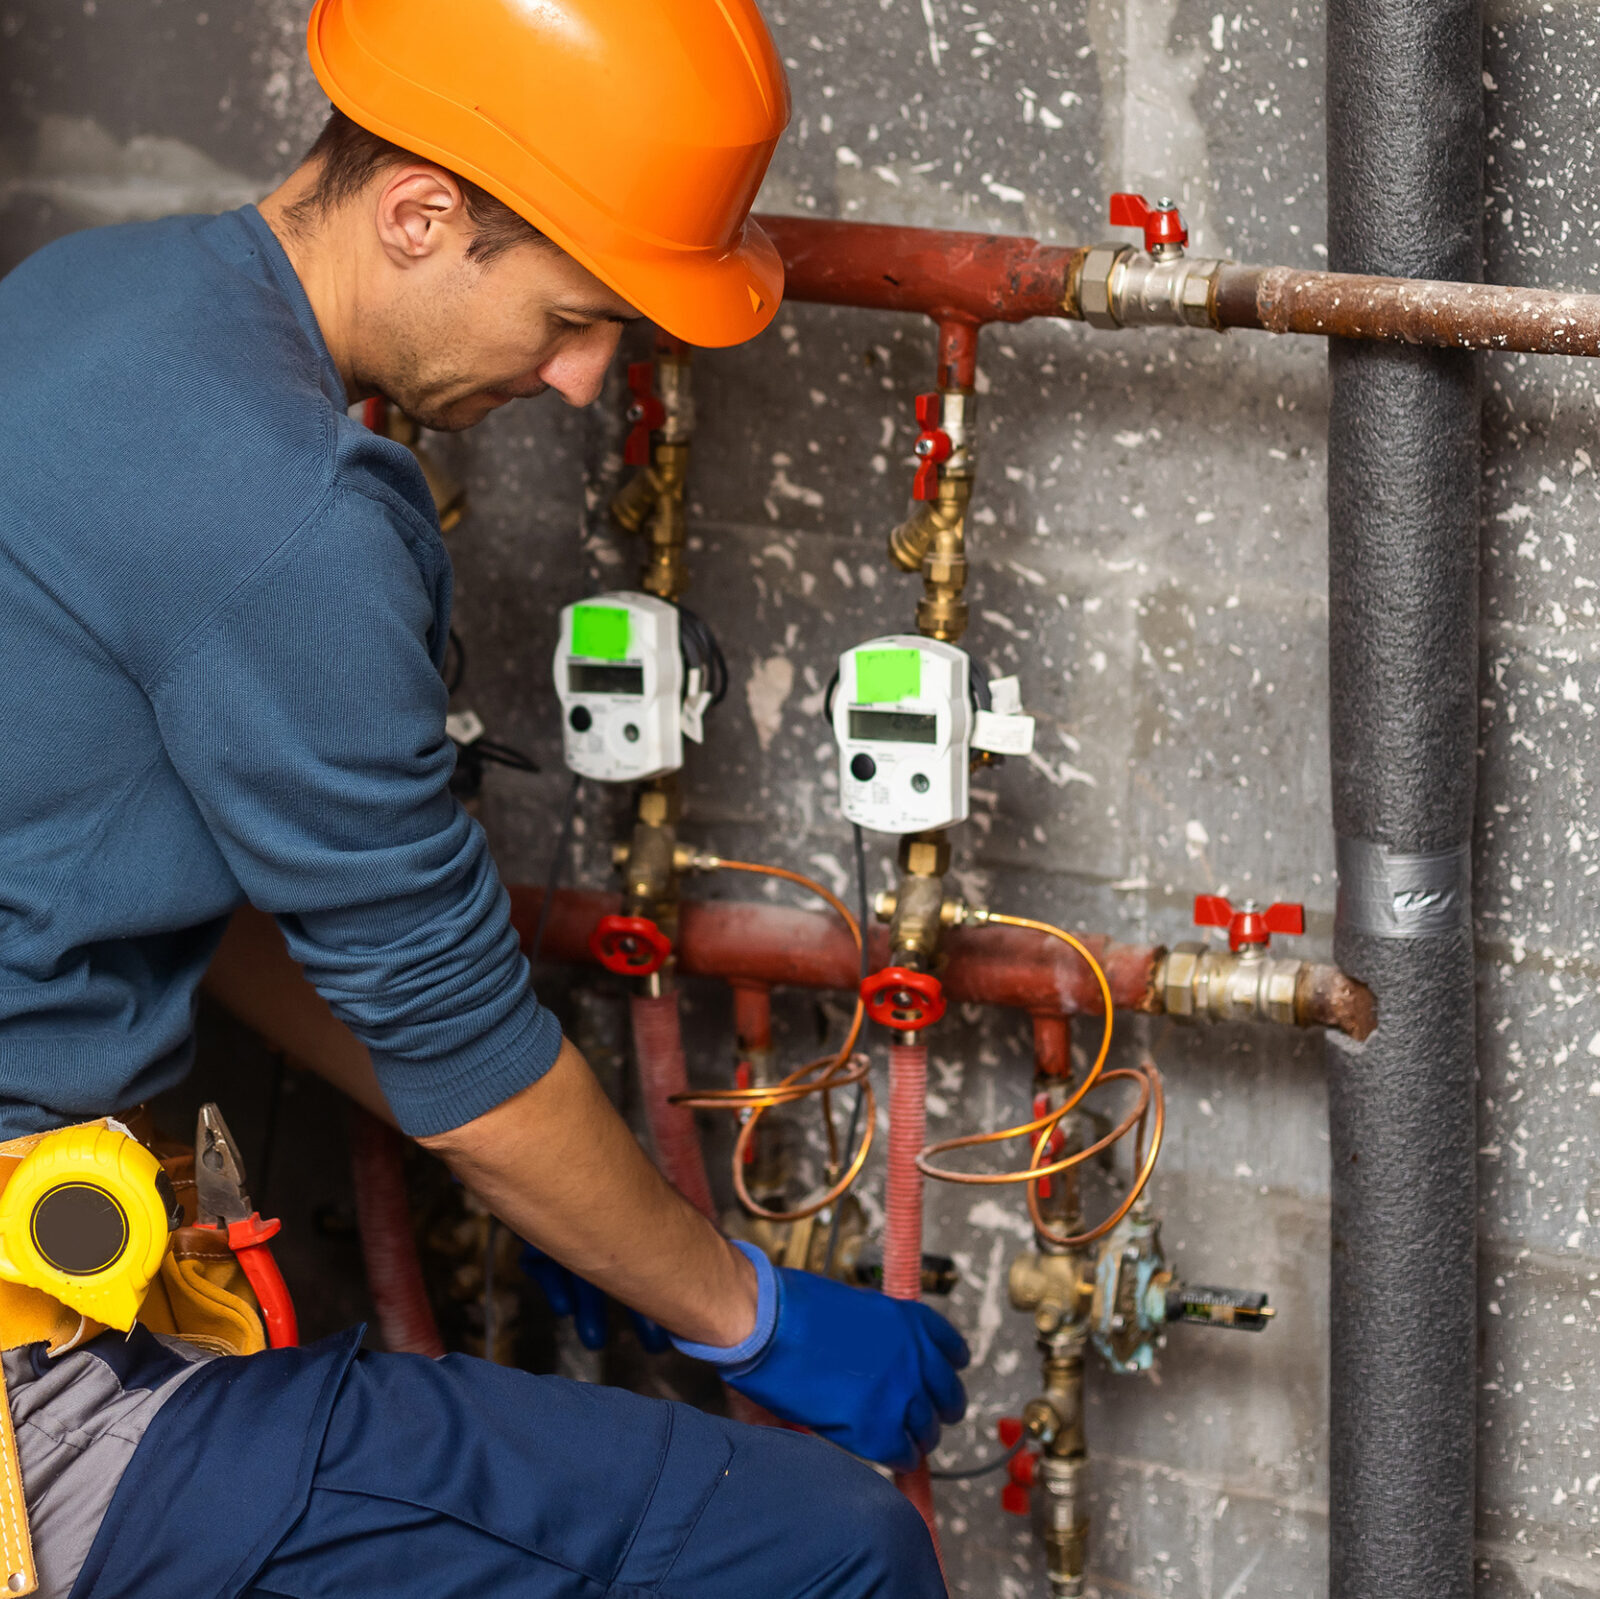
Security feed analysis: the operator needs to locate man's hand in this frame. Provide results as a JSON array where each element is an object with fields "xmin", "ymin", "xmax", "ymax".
[{"xmin": 673, "ymin": 1243, "xmax": 970, "ymax": 1473}]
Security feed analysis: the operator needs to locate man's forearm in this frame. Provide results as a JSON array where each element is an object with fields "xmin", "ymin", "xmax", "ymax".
[
  {"xmin": 419, "ymin": 1037, "xmax": 760, "ymax": 1348},
  {"xmin": 207, "ymin": 907, "xmax": 758, "ymax": 1348}
]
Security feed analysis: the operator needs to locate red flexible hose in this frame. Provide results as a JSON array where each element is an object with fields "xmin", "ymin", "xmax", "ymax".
[
  {"xmin": 630, "ymin": 991, "xmax": 717, "ymax": 1220},
  {"xmin": 886, "ymin": 1042, "xmax": 941, "ymax": 1559},
  {"xmin": 348, "ymin": 1105, "xmax": 446, "ymax": 1359}
]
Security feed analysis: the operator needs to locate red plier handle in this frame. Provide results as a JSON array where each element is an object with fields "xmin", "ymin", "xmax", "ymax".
[{"xmin": 201, "ymin": 1213, "xmax": 299, "ymax": 1349}]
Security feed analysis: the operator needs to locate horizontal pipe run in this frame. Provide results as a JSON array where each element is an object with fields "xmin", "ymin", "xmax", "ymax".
[
  {"xmin": 758, "ymin": 213, "xmax": 1082, "ymax": 323},
  {"xmin": 761, "ymin": 212, "xmax": 1600, "ymax": 359},
  {"xmin": 508, "ymin": 886, "xmax": 1370, "ymax": 1037},
  {"xmin": 1216, "ymin": 264, "xmax": 1600, "ymax": 355}
]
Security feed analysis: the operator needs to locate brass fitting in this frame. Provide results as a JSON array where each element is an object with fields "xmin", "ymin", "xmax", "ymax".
[
  {"xmin": 620, "ymin": 777, "xmax": 683, "ymax": 939},
  {"xmin": 1158, "ymin": 942, "xmax": 1302, "ymax": 1027},
  {"xmin": 1009, "ymin": 1250, "xmax": 1093, "ymax": 1338},
  {"xmin": 1028, "ymin": 1326, "xmax": 1090, "ymax": 1596},
  {"xmin": 886, "ymin": 832, "xmax": 953, "ymax": 967},
  {"xmin": 891, "ymin": 389, "xmax": 976, "ymax": 644},
  {"xmin": 611, "ymin": 351, "xmax": 694, "ymax": 601}
]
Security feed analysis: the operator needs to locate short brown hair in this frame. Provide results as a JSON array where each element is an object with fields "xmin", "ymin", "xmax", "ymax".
[{"xmin": 286, "ymin": 109, "xmax": 547, "ymax": 264}]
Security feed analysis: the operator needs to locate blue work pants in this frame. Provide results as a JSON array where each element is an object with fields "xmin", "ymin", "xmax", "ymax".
[{"xmin": 68, "ymin": 1330, "xmax": 946, "ymax": 1599}]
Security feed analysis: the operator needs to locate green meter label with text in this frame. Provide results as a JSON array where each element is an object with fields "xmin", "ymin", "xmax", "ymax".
[
  {"xmin": 572, "ymin": 605, "xmax": 631, "ymax": 661},
  {"xmin": 856, "ymin": 648, "xmax": 922, "ymax": 703}
]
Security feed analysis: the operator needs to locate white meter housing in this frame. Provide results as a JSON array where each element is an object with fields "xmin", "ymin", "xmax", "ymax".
[
  {"xmin": 833, "ymin": 636, "xmax": 972, "ymax": 834},
  {"xmin": 555, "ymin": 593, "xmax": 683, "ymax": 782}
]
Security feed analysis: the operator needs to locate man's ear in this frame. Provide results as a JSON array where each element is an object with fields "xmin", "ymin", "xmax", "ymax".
[{"xmin": 374, "ymin": 167, "xmax": 469, "ymax": 265}]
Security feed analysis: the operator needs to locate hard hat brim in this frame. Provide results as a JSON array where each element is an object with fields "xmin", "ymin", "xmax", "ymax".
[{"xmin": 307, "ymin": 1, "xmax": 786, "ymax": 349}]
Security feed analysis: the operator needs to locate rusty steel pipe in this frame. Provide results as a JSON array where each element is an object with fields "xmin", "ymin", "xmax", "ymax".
[
  {"xmin": 1216, "ymin": 264, "xmax": 1600, "ymax": 356},
  {"xmin": 507, "ymin": 886, "xmax": 1371, "ymax": 1038},
  {"xmin": 762, "ymin": 213, "xmax": 1600, "ymax": 360}
]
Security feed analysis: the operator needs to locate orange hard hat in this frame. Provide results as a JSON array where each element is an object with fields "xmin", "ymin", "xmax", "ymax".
[{"xmin": 306, "ymin": 0, "xmax": 791, "ymax": 348}]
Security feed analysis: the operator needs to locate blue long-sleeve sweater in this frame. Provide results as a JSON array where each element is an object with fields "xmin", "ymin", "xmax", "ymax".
[{"xmin": 0, "ymin": 204, "xmax": 562, "ymax": 1138}]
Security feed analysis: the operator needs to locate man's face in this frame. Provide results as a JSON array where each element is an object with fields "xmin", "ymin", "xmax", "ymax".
[{"xmin": 366, "ymin": 232, "xmax": 641, "ymax": 433}]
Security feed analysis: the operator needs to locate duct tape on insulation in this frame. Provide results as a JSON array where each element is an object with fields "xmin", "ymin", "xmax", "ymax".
[{"xmin": 1335, "ymin": 837, "xmax": 1471, "ymax": 939}]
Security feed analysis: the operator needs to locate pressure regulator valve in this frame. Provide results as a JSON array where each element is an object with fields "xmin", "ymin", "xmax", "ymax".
[{"xmin": 554, "ymin": 593, "xmax": 717, "ymax": 783}]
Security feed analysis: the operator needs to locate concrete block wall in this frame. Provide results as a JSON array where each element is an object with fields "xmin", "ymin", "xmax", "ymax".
[{"xmin": 2, "ymin": 1, "xmax": 1596, "ymax": 1593}]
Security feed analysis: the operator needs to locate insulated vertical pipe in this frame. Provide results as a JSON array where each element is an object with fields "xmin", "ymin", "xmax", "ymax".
[
  {"xmin": 886, "ymin": 1041, "xmax": 940, "ymax": 1552},
  {"xmin": 1325, "ymin": 0, "xmax": 1481, "ymax": 1593}
]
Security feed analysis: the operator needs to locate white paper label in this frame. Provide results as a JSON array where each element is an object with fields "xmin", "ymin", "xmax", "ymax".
[
  {"xmin": 446, "ymin": 709, "xmax": 486, "ymax": 746},
  {"xmin": 972, "ymin": 709, "xmax": 1035, "ymax": 756}
]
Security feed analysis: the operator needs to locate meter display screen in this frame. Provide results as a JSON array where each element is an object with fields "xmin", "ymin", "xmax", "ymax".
[
  {"xmin": 569, "ymin": 662, "xmax": 645, "ymax": 696},
  {"xmin": 848, "ymin": 708, "xmax": 938, "ymax": 745}
]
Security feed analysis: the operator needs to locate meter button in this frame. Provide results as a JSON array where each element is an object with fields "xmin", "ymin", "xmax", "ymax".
[
  {"xmin": 623, "ymin": 724, "xmax": 640, "ymax": 743},
  {"xmin": 911, "ymin": 773, "xmax": 930, "ymax": 794},
  {"xmin": 568, "ymin": 706, "xmax": 593, "ymax": 733},
  {"xmin": 850, "ymin": 753, "xmax": 877, "ymax": 782}
]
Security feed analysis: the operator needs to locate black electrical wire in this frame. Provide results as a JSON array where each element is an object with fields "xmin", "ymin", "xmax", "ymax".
[
  {"xmin": 928, "ymin": 1436, "xmax": 1026, "ymax": 1481},
  {"xmin": 529, "ymin": 773, "xmax": 583, "ymax": 968},
  {"xmin": 471, "ymin": 739, "xmax": 541, "ymax": 775},
  {"xmin": 822, "ymin": 823, "xmax": 872, "ymax": 1278},
  {"xmin": 675, "ymin": 603, "xmax": 729, "ymax": 707}
]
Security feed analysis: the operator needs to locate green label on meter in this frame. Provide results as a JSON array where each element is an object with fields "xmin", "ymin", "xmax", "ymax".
[
  {"xmin": 855, "ymin": 648, "xmax": 921, "ymax": 703},
  {"xmin": 571, "ymin": 605, "xmax": 630, "ymax": 661}
]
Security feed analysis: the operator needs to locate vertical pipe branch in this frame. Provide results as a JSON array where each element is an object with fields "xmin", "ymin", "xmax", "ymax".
[{"xmin": 1325, "ymin": 0, "xmax": 1482, "ymax": 1592}]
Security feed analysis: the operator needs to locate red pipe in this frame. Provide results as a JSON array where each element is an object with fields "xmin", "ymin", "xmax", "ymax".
[
  {"xmin": 758, "ymin": 213, "xmax": 1081, "ymax": 326},
  {"xmin": 508, "ymin": 887, "xmax": 1159, "ymax": 1020},
  {"xmin": 1031, "ymin": 1013, "xmax": 1072, "ymax": 1079},
  {"xmin": 630, "ymin": 991, "xmax": 717, "ymax": 1221},
  {"xmin": 347, "ymin": 1105, "xmax": 446, "ymax": 1359},
  {"xmin": 885, "ymin": 1040, "xmax": 940, "ymax": 1556}
]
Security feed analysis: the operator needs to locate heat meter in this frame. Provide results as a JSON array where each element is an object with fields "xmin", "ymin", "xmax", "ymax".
[
  {"xmin": 555, "ymin": 593, "xmax": 684, "ymax": 782},
  {"xmin": 833, "ymin": 636, "xmax": 973, "ymax": 834}
]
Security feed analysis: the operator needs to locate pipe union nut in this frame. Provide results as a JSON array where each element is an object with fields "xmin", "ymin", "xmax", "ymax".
[
  {"xmin": 1078, "ymin": 244, "xmax": 1131, "ymax": 329},
  {"xmin": 1161, "ymin": 944, "xmax": 1203, "ymax": 1019}
]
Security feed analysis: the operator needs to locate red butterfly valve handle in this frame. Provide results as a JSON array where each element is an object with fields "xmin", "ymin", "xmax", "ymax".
[
  {"xmin": 911, "ymin": 392, "xmax": 953, "ymax": 501},
  {"xmin": 1109, "ymin": 192, "xmax": 1189, "ymax": 257},
  {"xmin": 1193, "ymin": 894, "xmax": 1305, "ymax": 954},
  {"xmin": 590, "ymin": 914, "xmax": 673, "ymax": 977},
  {"xmin": 997, "ymin": 1417, "xmax": 1041, "ymax": 1516},
  {"xmin": 623, "ymin": 361, "xmax": 667, "ymax": 466},
  {"xmin": 860, "ymin": 966, "xmax": 947, "ymax": 1032}
]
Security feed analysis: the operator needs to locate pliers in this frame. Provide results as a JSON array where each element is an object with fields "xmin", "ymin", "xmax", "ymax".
[{"xmin": 195, "ymin": 1103, "xmax": 299, "ymax": 1349}]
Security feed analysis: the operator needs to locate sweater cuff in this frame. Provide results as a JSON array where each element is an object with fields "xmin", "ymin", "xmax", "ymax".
[
  {"xmin": 374, "ymin": 993, "xmax": 564, "ymax": 1137},
  {"xmin": 669, "ymin": 1241, "xmax": 779, "ymax": 1371}
]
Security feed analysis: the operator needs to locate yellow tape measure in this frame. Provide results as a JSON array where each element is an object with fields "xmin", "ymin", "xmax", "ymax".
[{"xmin": 0, "ymin": 1124, "xmax": 180, "ymax": 1331}]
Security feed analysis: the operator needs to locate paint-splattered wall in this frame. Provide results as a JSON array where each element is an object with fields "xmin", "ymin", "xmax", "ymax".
[{"xmin": 2, "ymin": 1, "xmax": 1597, "ymax": 1593}]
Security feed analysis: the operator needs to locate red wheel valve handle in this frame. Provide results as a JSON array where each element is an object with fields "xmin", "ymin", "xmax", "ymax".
[
  {"xmin": 997, "ymin": 1417, "xmax": 1041, "ymax": 1516},
  {"xmin": 911, "ymin": 392, "xmax": 953, "ymax": 501},
  {"xmin": 860, "ymin": 967, "xmax": 946, "ymax": 1032},
  {"xmin": 590, "ymin": 914, "xmax": 673, "ymax": 977},
  {"xmin": 1109, "ymin": 191, "xmax": 1189, "ymax": 255},
  {"xmin": 1194, "ymin": 894, "xmax": 1304, "ymax": 953},
  {"xmin": 623, "ymin": 361, "xmax": 667, "ymax": 466}
]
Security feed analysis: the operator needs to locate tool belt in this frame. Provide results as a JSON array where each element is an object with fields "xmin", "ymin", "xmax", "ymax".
[{"xmin": 0, "ymin": 1110, "xmax": 272, "ymax": 1595}]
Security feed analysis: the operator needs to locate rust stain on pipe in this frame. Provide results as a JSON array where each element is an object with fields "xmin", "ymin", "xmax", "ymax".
[
  {"xmin": 760, "ymin": 212, "xmax": 1600, "ymax": 359},
  {"xmin": 512, "ymin": 886, "xmax": 1156, "ymax": 1016},
  {"xmin": 759, "ymin": 213, "xmax": 1083, "ymax": 324},
  {"xmin": 1296, "ymin": 962, "xmax": 1378, "ymax": 1042},
  {"xmin": 1219, "ymin": 263, "xmax": 1600, "ymax": 356},
  {"xmin": 509, "ymin": 887, "xmax": 1374, "ymax": 1039}
]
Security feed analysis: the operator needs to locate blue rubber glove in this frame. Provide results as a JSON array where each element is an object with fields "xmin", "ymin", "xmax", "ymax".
[
  {"xmin": 673, "ymin": 1242, "xmax": 969, "ymax": 1472},
  {"xmin": 520, "ymin": 1246, "xmax": 671, "ymax": 1354}
]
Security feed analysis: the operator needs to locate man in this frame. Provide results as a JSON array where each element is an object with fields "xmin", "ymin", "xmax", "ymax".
[{"xmin": 0, "ymin": 0, "xmax": 966, "ymax": 1594}]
